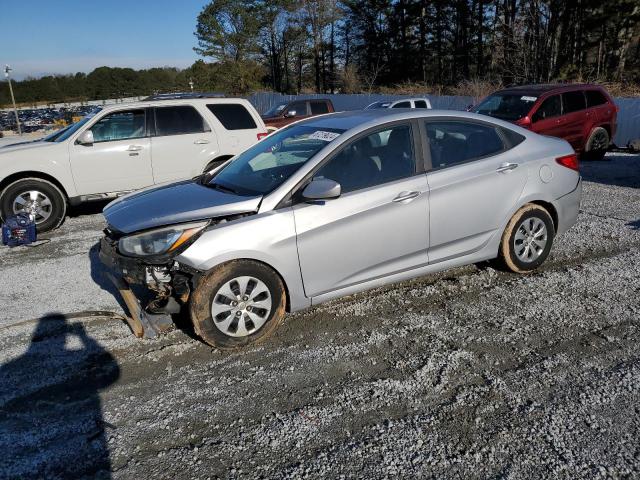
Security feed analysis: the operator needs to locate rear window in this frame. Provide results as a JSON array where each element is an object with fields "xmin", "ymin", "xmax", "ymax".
[
  {"xmin": 310, "ymin": 101, "xmax": 330, "ymax": 114},
  {"xmin": 562, "ymin": 91, "xmax": 586, "ymax": 113},
  {"xmin": 207, "ymin": 103, "xmax": 257, "ymax": 130},
  {"xmin": 585, "ymin": 90, "xmax": 607, "ymax": 108},
  {"xmin": 155, "ymin": 106, "xmax": 208, "ymax": 136}
]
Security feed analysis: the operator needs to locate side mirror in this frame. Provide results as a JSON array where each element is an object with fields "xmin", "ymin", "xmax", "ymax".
[
  {"xmin": 302, "ymin": 178, "xmax": 341, "ymax": 201},
  {"xmin": 76, "ymin": 130, "xmax": 94, "ymax": 146},
  {"xmin": 518, "ymin": 116, "xmax": 532, "ymax": 128},
  {"xmin": 284, "ymin": 109, "xmax": 297, "ymax": 118}
]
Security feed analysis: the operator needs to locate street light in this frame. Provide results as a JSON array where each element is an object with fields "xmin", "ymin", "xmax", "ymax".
[{"xmin": 4, "ymin": 65, "xmax": 22, "ymax": 136}]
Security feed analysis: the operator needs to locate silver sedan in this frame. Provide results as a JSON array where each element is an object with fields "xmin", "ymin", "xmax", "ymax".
[{"xmin": 100, "ymin": 109, "xmax": 582, "ymax": 348}]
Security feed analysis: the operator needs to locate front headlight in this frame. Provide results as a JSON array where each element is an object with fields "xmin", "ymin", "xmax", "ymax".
[{"xmin": 118, "ymin": 221, "xmax": 208, "ymax": 257}]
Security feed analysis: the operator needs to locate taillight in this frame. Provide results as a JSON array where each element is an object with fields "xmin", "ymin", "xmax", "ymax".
[
  {"xmin": 556, "ymin": 153, "xmax": 579, "ymax": 171},
  {"xmin": 257, "ymin": 132, "xmax": 268, "ymax": 141}
]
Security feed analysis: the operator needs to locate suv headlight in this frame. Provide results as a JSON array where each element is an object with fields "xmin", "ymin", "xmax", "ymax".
[{"xmin": 118, "ymin": 221, "xmax": 208, "ymax": 258}]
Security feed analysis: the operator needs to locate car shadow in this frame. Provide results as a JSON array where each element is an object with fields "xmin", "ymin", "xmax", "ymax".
[
  {"xmin": 0, "ymin": 313, "xmax": 120, "ymax": 478},
  {"xmin": 68, "ymin": 200, "xmax": 111, "ymax": 219},
  {"xmin": 628, "ymin": 219, "xmax": 640, "ymax": 230},
  {"xmin": 580, "ymin": 153, "xmax": 640, "ymax": 188},
  {"xmin": 88, "ymin": 241, "xmax": 130, "ymax": 314}
]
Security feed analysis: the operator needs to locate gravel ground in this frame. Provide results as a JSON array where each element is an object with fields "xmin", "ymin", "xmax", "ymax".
[{"xmin": 0, "ymin": 153, "xmax": 639, "ymax": 479}]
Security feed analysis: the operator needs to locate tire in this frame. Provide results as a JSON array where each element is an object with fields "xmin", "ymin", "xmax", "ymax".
[
  {"xmin": 190, "ymin": 260, "xmax": 287, "ymax": 349},
  {"xmin": 498, "ymin": 204, "xmax": 555, "ymax": 274},
  {"xmin": 583, "ymin": 127, "xmax": 609, "ymax": 161},
  {"xmin": 0, "ymin": 178, "xmax": 67, "ymax": 233}
]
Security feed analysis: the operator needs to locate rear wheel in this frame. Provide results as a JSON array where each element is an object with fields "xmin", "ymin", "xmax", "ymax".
[
  {"xmin": 190, "ymin": 260, "xmax": 286, "ymax": 349},
  {"xmin": 498, "ymin": 204, "xmax": 555, "ymax": 273},
  {"xmin": 583, "ymin": 127, "xmax": 609, "ymax": 161},
  {"xmin": 0, "ymin": 178, "xmax": 67, "ymax": 232}
]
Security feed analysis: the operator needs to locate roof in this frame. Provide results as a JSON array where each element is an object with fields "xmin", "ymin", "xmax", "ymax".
[
  {"xmin": 497, "ymin": 83, "xmax": 603, "ymax": 95},
  {"xmin": 296, "ymin": 108, "xmax": 520, "ymax": 133},
  {"xmin": 99, "ymin": 97, "xmax": 252, "ymax": 111}
]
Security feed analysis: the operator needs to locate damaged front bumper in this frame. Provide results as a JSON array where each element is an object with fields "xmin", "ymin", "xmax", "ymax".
[{"xmin": 98, "ymin": 236, "xmax": 199, "ymax": 338}]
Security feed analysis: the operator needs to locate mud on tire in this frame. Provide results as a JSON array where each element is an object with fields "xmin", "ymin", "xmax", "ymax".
[
  {"xmin": 497, "ymin": 203, "xmax": 555, "ymax": 274},
  {"xmin": 189, "ymin": 260, "xmax": 287, "ymax": 349}
]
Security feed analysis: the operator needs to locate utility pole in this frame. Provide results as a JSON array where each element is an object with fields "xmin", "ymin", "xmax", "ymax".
[{"xmin": 4, "ymin": 65, "xmax": 22, "ymax": 136}]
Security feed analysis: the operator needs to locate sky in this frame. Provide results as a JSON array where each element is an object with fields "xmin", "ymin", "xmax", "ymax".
[{"xmin": 0, "ymin": 0, "xmax": 209, "ymax": 79}]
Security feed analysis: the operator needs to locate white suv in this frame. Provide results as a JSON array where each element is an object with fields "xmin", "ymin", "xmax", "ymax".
[
  {"xmin": 0, "ymin": 98, "xmax": 267, "ymax": 232},
  {"xmin": 365, "ymin": 98, "xmax": 432, "ymax": 109}
]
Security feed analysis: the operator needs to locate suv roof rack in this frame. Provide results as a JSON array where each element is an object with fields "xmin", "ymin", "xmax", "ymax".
[{"xmin": 144, "ymin": 92, "xmax": 226, "ymax": 101}]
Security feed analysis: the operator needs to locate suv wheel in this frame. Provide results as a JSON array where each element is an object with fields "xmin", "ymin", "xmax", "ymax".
[
  {"xmin": 190, "ymin": 260, "xmax": 287, "ymax": 349},
  {"xmin": 498, "ymin": 204, "xmax": 555, "ymax": 273},
  {"xmin": 584, "ymin": 127, "xmax": 609, "ymax": 161},
  {"xmin": 0, "ymin": 178, "xmax": 67, "ymax": 232}
]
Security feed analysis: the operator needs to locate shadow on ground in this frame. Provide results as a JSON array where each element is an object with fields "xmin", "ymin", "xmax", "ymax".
[
  {"xmin": 0, "ymin": 314, "xmax": 120, "ymax": 478},
  {"xmin": 581, "ymin": 154, "xmax": 640, "ymax": 188}
]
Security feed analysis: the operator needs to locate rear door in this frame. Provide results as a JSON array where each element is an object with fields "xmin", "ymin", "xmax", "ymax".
[
  {"xmin": 206, "ymin": 103, "xmax": 260, "ymax": 153},
  {"xmin": 150, "ymin": 105, "xmax": 218, "ymax": 183},
  {"xmin": 294, "ymin": 122, "xmax": 429, "ymax": 297},
  {"xmin": 68, "ymin": 108, "xmax": 153, "ymax": 195},
  {"xmin": 424, "ymin": 119, "xmax": 528, "ymax": 263},
  {"xmin": 560, "ymin": 91, "xmax": 588, "ymax": 151}
]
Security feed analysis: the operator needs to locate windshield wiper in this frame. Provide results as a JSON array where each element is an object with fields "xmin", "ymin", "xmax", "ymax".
[{"xmin": 208, "ymin": 182, "xmax": 240, "ymax": 195}]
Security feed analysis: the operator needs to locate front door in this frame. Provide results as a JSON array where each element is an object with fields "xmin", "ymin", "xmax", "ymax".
[
  {"xmin": 294, "ymin": 123, "xmax": 430, "ymax": 297},
  {"xmin": 423, "ymin": 119, "xmax": 528, "ymax": 263},
  {"xmin": 69, "ymin": 108, "xmax": 153, "ymax": 195}
]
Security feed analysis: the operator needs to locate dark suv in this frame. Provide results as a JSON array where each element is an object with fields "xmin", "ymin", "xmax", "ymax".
[
  {"xmin": 472, "ymin": 84, "xmax": 617, "ymax": 160},
  {"xmin": 261, "ymin": 99, "xmax": 335, "ymax": 130}
]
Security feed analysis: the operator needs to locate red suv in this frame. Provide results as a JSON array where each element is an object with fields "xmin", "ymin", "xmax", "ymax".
[{"xmin": 473, "ymin": 84, "xmax": 617, "ymax": 160}]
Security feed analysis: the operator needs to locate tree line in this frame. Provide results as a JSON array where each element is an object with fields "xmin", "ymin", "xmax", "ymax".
[{"xmin": 2, "ymin": 0, "xmax": 639, "ymax": 107}]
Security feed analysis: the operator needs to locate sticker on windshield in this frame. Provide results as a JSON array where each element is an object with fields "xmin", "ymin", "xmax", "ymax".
[
  {"xmin": 308, "ymin": 131, "xmax": 341, "ymax": 142},
  {"xmin": 521, "ymin": 96, "xmax": 537, "ymax": 102}
]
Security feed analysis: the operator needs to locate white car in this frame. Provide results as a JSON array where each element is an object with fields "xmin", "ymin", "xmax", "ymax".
[
  {"xmin": 0, "ymin": 98, "xmax": 267, "ymax": 232},
  {"xmin": 365, "ymin": 98, "xmax": 432, "ymax": 110}
]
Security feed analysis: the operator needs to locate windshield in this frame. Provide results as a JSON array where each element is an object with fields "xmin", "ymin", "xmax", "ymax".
[
  {"xmin": 209, "ymin": 125, "xmax": 345, "ymax": 196},
  {"xmin": 262, "ymin": 102, "xmax": 289, "ymax": 117},
  {"xmin": 365, "ymin": 101, "xmax": 391, "ymax": 110},
  {"xmin": 48, "ymin": 109, "xmax": 102, "ymax": 142},
  {"xmin": 472, "ymin": 94, "xmax": 537, "ymax": 121}
]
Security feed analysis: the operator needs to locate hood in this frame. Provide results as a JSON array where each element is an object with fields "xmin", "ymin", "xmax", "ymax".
[
  {"xmin": 103, "ymin": 180, "xmax": 262, "ymax": 234},
  {"xmin": 0, "ymin": 140, "xmax": 53, "ymax": 154}
]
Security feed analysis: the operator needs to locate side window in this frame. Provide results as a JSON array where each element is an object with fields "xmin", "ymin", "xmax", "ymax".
[
  {"xmin": 562, "ymin": 91, "xmax": 586, "ymax": 113},
  {"xmin": 414, "ymin": 100, "xmax": 428, "ymax": 108},
  {"xmin": 392, "ymin": 101, "xmax": 411, "ymax": 108},
  {"xmin": 310, "ymin": 101, "xmax": 330, "ymax": 114},
  {"xmin": 314, "ymin": 124, "xmax": 415, "ymax": 193},
  {"xmin": 90, "ymin": 109, "xmax": 145, "ymax": 143},
  {"xmin": 155, "ymin": 106, "xmax": 208, "ymax": 136},
  {"xmin": 207, "ymin": 103, "xmax": 257, "ymax": 130},
  {"xmin": 425, "ymin": 121, "xmax": 505, "ymax": 169},
  {"xmin": 585, "ymin": 90, "xmax": 607, "ymax": 108},
  {"xmin": 286, "ymin": 102, "xmax": 307, "ymax": 117},
  {"xmin": 532, "ymin": 95, "xmax": 562, "ymax": 122}
]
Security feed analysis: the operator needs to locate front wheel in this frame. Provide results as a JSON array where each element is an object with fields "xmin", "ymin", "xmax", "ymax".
[
  {"xmin": 190, "ymin": 260, "xmax": 287, "ymax": 349},
  {"xmin": 0, "ymin": 178, "xmax": 67, "ymax": 232},
  {"xmin": 498, "ymin": 204, "xmax": 555, "ymax": 273}
]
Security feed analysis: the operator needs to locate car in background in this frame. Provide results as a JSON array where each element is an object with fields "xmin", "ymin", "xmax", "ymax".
[
  {"xmin": 100, "ymin": 109, "xmax": 581, "ymax": 348},
  {"xmin": 0, "ymin": 98, "xmax": 267, "ymax": 232},
  {"xmin": 472, "ymin": 84, "xmax": 617, "ymax": 160},
  {"xmin": 365, "ymin": 98, "xmax": 432, "ymax": 110},
  {"xmin": 261, "ymin": 99, "xmax": 334, "ymax": 131}
]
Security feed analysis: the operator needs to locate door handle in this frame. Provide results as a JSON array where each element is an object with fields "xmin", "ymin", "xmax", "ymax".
[
  {"xmin": 194, "ymin": 139, "xmax": 210, "ymax": 144},
  {"xmin": 393, "ymin": 191, "xmax": 421, "ymax": 203},
  {"xmin": 127, "ymin": 145, "xmax": 143, "ymax": 151},
  {"xmin": 496, "ymin": 162, "xmax": 519, "ymax": 173}
]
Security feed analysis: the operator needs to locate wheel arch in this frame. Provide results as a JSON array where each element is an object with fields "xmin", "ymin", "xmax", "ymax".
[
  {"xmin": 529, "ymin": 200, "xmax": 558, "ymax": 233},
  {"xmin": 0, "ymin": 171, "xmax": 69, "ymax": 201}
]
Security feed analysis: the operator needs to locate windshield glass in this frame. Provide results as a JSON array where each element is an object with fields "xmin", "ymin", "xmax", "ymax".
[
  {"xmin": 49, "ymin": 109, "xmax": 102, "ymax": 142},
  {"xmin": 472, "ymin": 94, "xmax": 537, "ymax": 121},
  {"xmin": 263, "ymin": 102, "xmax": 289, "ymax": 117},
  {"xmin": 365, "ymin": 101, "xmax": 391, "ymax": 110},
  {"xmin": 209, "ymin": 125, "xmax": 345, "ymax": 196}
]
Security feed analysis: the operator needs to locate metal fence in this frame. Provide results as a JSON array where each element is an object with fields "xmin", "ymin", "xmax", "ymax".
[{"xmin": 248, "ymin": 92, "xmax": 640, "ymax": 147}]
